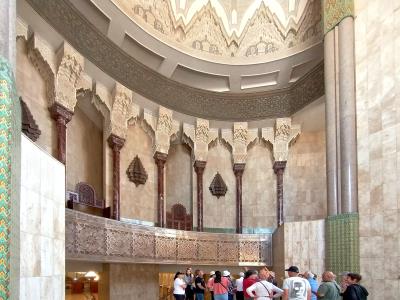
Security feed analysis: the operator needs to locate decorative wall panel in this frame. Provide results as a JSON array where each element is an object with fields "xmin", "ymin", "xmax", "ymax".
[
  {"xmin": 323, "ymin": 0, "xmax": 354, "ymax": 34},
  {"xmin": 66, "ymin": 209, "xmax": 272, "ymax": 266},
  {"xmin": 326, "ymin": 213, "xmax": 359, "ymax": 276}
]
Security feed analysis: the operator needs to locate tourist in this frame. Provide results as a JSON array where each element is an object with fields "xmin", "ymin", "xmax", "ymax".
[
  {"xmin": 246, "ymin": 267, "xmax": 283, "ymax": 299},
  {"xmin": 184, "ymin": 267, "xmax": 195, "ymax": 300},
  {"xmin": 235, "ymin": 272, "xmax": 245, "ymax": 300},
  {"xmin": 210, "ymin": 271, "xmax": 230, "ymax": 300},
  {"xmin": 304, "ymin": 271, "xmax": 318, "ymax": 300},
  {"xmin": 340, "ymin": 273, "xmax": 368, "ymax": 300},
  {"xmin": 316, "ymin": 271, "xmax": 340, "ymax": 300},
  {"xmin": 340, "ymin": 272, "xmax": 350, "ymax": 293},
  {"xmin": 173, "ymin": 272, "xmax": 187, "ymax": 300},
  {"xmin": 243, "ymin": 270, "xmax": 258, "ymax": 299},
  {"xmin": 222, "ymin": 270, "xmax": 234, "ymax": 300},
  {"xmin": 194, "ymin": 270, "xmax": 206, "ymax": 300},
  {"xmin": 207, "ymin": 271, "xmax": 216, "ymax": 300},
  {"xmin": 282, "ymin": 266, "xmax": 311, "ymax": 300},
  {"xmin": 267, "ymin": 271, "xmax": 278, "ymax": 286}
]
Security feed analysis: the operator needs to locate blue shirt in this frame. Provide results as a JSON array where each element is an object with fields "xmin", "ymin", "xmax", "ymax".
[{"xmin": 308, "ymin": 278, "xmax": 318, "ymax": 300}]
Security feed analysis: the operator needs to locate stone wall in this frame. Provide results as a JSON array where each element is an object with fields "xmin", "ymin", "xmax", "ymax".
[
  {"xmin": 165, "ymin": 143, "xmax": 193, "ymax": 212},
  {"xmin": 273, "ymin": 219, "xmax": 325, "ymax": 285},
  {"xmin": 16, "ymin": 39, "xmax": 56, "ymax": 157},
  {"xmin": 355, "ymin": 1, "xmax": 400, "ymax": 299},
  {"xmin": 20, "ymin": 135, "xmax": 65, "ymax": 300},
  {"xmin": 203, "ymin": 142, "xmax": 236, "ymax": 230},
  {"xmin": 66, "ymin": 106, "xmax": 103, "ymax": 198},
  {"xmin": 102, "ymin": 263, "xmax": 159, "ymax": 300},
  {"xmin": 242, "ymin": 142, "xmax": 276, "ymax": 229},
  {"xmin": 120, "ymin": 124, "xmax": 157, "ymax": 223},
  {"xmin": 284, "ymin": 131, "xmax": 327, "ymax": 222}
]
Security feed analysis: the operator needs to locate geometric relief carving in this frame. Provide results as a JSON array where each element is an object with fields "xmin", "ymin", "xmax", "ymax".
[
  {"xmin": 132, "ymin": 233, "xmax": 155, "ymax": 258},
  {"xmin": 106, "ymin": 229, "xmax": 132, "ymax": 257},
  {"xmin": 239, "ymin": 241, "xmax": 260, "ymax": 263},
  {"xmin": 20, "ymin": 97, "xmax": 41, "ymax": 141},
  {"xmin": 209, "ymin": 172, "xmax": 228, "ymax": 198},
  {"xmin": 65, "ymin": 209, "xmax": 272, "ymax": 266},
  {"xmin": 126, "ymin": 155, "xmax": 148, "ymax": 186}
]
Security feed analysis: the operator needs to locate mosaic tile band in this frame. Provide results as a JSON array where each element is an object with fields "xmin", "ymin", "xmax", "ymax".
[
  {"xmin": 323, "ymin": 0, "xmax": 354, "ymax": 34},
  {"xmin": 326, "ymin": 213, "xmax": 360, "ymax": 278},
  {"xmin": 0, "ymin": 56, "xmax": 16, "ymax": 300}
]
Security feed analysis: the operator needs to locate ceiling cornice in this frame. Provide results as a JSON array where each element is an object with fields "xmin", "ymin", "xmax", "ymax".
[{"xmin": 25, "ymin": 0, "xmax": 324, "ymax": 121}]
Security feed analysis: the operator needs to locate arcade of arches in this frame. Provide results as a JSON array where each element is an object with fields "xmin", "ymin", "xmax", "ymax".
[{"xmin": 0, "ymin": 0, "xmax": 399, "ymax": 299}]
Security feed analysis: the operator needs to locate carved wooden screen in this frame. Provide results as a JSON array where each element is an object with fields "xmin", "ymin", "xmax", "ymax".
[{"xmin": 166, "ymin": 204, "xmax": 192, "ymax": 231}]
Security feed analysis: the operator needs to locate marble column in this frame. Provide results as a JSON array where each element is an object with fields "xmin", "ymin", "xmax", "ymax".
[
  {"xmin": 233, "ymin": 163, "xmax": 245, "ymax": 234},
  {"xmin": 339, "ymin": 17, "xmax": 358, "ymax": 213},
  {"xmin": 194, "ymin": 161, "xmax": 206, "ymax": 232},
  {"xmin": 324, "ymin": 29, "xmax": 339, "ymax": 216},
  {"xmin": 49, "ymin": 102, "xmax": 73, "ymax": 164},
  {"xmin": 154, "ymin": 152, "xmax": 167, "ymax": 228},
  {"xmin": 107, "ymin": 134, "xmax": 125, "ymax": 220},
  {"xmin": 273, "ymin": 161, "xmax": 286, "ymax": 226}
]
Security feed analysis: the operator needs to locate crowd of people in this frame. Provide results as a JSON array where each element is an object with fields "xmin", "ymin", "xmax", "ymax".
[{"xmin": 172, "ymin": 266, "xmax": 369, "ymax": 300}]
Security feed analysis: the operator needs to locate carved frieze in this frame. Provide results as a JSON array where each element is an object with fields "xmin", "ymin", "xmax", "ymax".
[
  {"xmin": 66, "ymin": 209, "xmax": 272, "ymax": 265},
  {"xmin": 20, "ymin": 97, "xmax": 41, "ymax": 141},
  {"xmin": 209, "ymin": 172, "xmax": 228, "ymax": 198},
  {"xmin": 126, "ymin": 155, "xmax": 148, "ymax": 186}
]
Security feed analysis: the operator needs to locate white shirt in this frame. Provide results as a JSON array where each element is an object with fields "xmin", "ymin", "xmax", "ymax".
[
  {"xmin": 246, "ymin": 280, "xmax": 283, "ymax": 299},
  {"xmin": 236, "ymin": 277, "xmax": 244, "ymax": 292},
  {"xmin": 282, "ymin": 277, "xmax": 311, "ymax": 300},
  {"xmin": 174, "ymin": 278, "xmax": 186, "ymax": 295}
]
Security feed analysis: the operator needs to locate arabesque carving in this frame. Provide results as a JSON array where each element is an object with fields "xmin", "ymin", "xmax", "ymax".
[
  {"xmin": 126, "ymin": 155, "xmax": 148, "ymax": 186},
  {"xmin": 66, "ymin": 209, "xmax": 272, "ymax": 265},
  {"xmin": 209, "ymin": 172, "xmax": 228, "ymax": 198},
  {"xmin": 262, "ymin": 118, "xmax": 301, "ymax": 162}
]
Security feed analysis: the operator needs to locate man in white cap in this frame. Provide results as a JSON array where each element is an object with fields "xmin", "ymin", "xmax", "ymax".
[
  {"xmin": 236, "ymin": 272, "xmax": 245, "ymax": 300},
  {"xmin": 207, "ymin": 271, "xmax": 216, "ymax": 300}
]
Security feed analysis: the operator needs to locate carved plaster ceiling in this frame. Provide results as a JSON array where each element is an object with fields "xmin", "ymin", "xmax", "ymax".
[
  {"xmin": 22, "ymin": 0, "xmax": 325, "ymax": 121},
  {"xmin": 112, "ymin": 0, "xmax": 322, "ymax": 61}
]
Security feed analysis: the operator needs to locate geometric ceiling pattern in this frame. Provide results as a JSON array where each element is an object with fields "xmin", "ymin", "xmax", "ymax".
[{"xmin": 113, "ymin": 0, "xmax": 322, "ymax": 61}]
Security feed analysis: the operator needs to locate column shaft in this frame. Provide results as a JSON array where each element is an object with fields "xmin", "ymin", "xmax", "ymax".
[
  {"xmin": 194, "ymin": 161, "xmax": 206, "ymax": 232},
  {"xmin": 49, "ymin": 103, "xmax": 73, "ymax": 164},
  {"xmin": 324, "ymin": 29, "xmax": 339, "ymax": 216},
  {"xmin": 233, "ymin": 163, "xmax": 245, "ymax": 234},
  {"xmin": 339, "ymin": 17, "xmax": 358, "ymax": 213},
  {"xmin": 273, "ymin": 161, "xmax": 286, "ymax": 226},
  {"xmin": 154, "ymin": 152, "xmax": 167, "ymax": 227},
  {"xmin": 107, "ymin": 134, "xmax": 125, "ymax": 220}
]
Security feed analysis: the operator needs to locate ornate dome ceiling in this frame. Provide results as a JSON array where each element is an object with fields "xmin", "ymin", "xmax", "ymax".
[{"xmin": 113, "ymin": 0, "xmax": 322, "ymax": 63}]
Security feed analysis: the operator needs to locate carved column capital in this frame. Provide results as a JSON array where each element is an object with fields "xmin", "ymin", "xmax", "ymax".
[
  {"xmin": 194, "ymin": 160, "xmax": 207, "ymax": 175},
  {"xmin": 154, "ymin": 151, "xmax": 168, "ymax": 166},
  {"xmin": 233, "ymin": 163, "xmax": 246, "ymax": 177},
  {"xmin": 107, "ymin": 134, "xmax": 125, "ymax": 152},
  {"xmin": 49, "ymin": 102, "xmax": 73, "ymax": 164},
  {"xmin": 273, "ymin": 161, "xmax": 287, "ymax": 175}
]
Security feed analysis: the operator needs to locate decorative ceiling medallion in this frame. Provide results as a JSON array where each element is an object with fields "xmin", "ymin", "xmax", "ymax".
[
  {"xmin": 20, "ymin": 97, "xmax": 41, "ymax": 142},
  {"xmin": 126, "ymin": 155, "xmax": 148, "ymax": 186},
  {"xmin": 209, "ymin": 172, "xmax": 227, "ymax": 198}
]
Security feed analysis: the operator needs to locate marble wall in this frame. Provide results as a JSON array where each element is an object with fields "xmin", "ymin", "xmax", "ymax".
[
  {"xmin": 242, "ymin": 142, "xmax": 276, "ymax": 229},
  {"xmin": 284, "ymin": 131, "xmax": 327, "ymax": 222},
  {"xmin": 20, "ymin": 135, "xmax": 65, "ymax": 300},
  {"xmin": 66, "ymin": 106, "xmax": 103, "ymax": 198},
  {"xmin": 120, "ymin": 124, "xmax": 157, "ymax": 223},
  {"xmin": 101, "ymin": 263, "xmax": 159, "ymax": 300},
  {"xmin": 203, "ymin": 142, "xmax": 236, "ymax": 230},
  {"xmin": 16, "ymin": 39, "xmax": 56, "ymax": 157},
  {"xmin": 165, "ymin": 143, "xmax": 193, "ymax": 212},
  {"xmin": 355, "ymin": 1, "xmax": 400, "ymax": 299},
  {"xmin": 273, "ymin": 219, "xmax": 325, "ymax": 285}
]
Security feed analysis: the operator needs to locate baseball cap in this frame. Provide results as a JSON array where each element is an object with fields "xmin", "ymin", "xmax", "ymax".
[
  {"xmin": 223, "ymin": 270, "xmax": 231, "ymax": 276},
  {"xmin": 285, "ymin": 266, "xmax": 299, "ymax": 273},
  {"xmin": 210, "ymin": 271, "xmax": 215, "ymax": 276}
]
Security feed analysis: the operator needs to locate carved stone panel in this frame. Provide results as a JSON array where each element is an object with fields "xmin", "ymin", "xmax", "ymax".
[
  {"xmin": 126, "ymin": 155, "xmax": 148, "ymax": 186},
  {"xmin": 209, "ymin": 172, "xmax": 228, "ymax": 198},
  {"xmin": 20, "ymin": 97, "xmax": 41, "ymax": 141}
]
